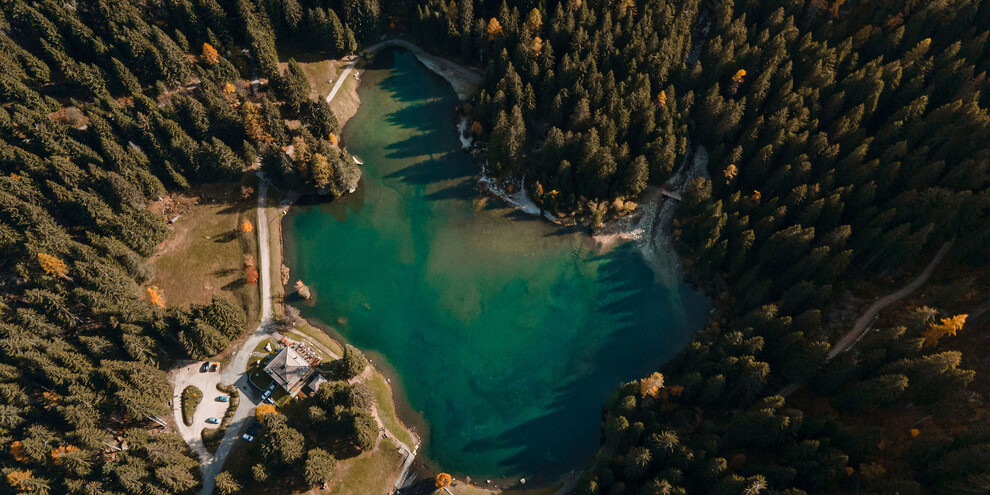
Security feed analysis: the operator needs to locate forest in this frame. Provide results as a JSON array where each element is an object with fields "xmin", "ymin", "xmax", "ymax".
[{"xmin": 1, "ymin": 0, "xmax": 988, "ymax": 493}]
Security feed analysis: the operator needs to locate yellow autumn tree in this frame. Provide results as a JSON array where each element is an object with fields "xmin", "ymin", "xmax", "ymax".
[
  {"xmin": 724, "ymin": 164, "xmax": 738, "ymax": 184},
  {"xmin": 256, "ymin": 403, "xmax": 277, "ymax": 423},
  {"xmin": 202, "ymin": 43, "xmax": 220, "ymax": 65},
  {"xmin": 639, "ymin": 372, "xmax": 664, "ymax": 398},
  {"xmin": 525, "ymin": 8, "xmax": 542, "ymax": 32},
  {"xmin": 311, "ymin": 153, "xmax": 332, "ymax": 188},
  {"xmin": 731, "ymin": 69, "xmax": 747, "ymax": 84},
  {"xmin": 147, "ymin": 286, "xmax": 166, "ymax": 308},
  {"xmin": 223, "ymin": 82, "xmax": 239, "ymax": 107},
  {"xmin": 657, "ymin": 90, "xmax": 667, "ymax": 107},
  {"xmin": 923, "ymin": 314, "xmax": 967, "ymax": 347},
  {"xmin": 241, "ymin": 101, "xmax": 272, "ymax": 143},
  {"xmin": 327, "ymin": 132, "xmax": 339, "ymax": 145},
  {"xmin": 470, "ymin": 121, "xmax": 484, "ymax": 135},
  {"xmin": 51, "ymin": 445, "xmax": 79, "ymax": 464},
  {"xmin": 486, "ymin": 18, "xmax": 503, "ymax": 40},
  {"xmin": 751, "ymin": 190, "xmax": 762, "ymax": 203},
  {"xmin": 6, "ymin": 470, "xmax": 31, "ymax": 489},
  {"xmin": 37, "ymin": 253, "xmax": 68, "ymax": 278},
  {"xmin": 446, "ymin": 0, "xmax": 458, "ymax": 25},
  {"xmin": 532, "ymin": 36, "xmax": 543, "ymax": 54},
  {"xmin": 241, "ymin": 220, "xmax": 254, "ymax": 233},
  {"xmin": 619, "ymin": 0, "xmax": 636, "ymax": 15}
]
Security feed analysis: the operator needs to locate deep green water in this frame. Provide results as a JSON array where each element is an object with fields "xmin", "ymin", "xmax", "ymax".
[{"xmin": 284, "ymin": 48, "xmax": 710, "ymax": 482}]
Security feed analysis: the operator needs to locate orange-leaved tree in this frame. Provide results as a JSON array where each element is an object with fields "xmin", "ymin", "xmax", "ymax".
[
  {"xmin": 37, "ymin": 253, "xmax": 68, "ymax": 278},
  {"xmin": 51, "ymin": 445, "xmax": 79, "ymax": 464},
  {"xmin": 246, "ymin": 267, "xmax": 259, "ymax": 285},
  {"xmin": 202, "ymin": 43, "xmax": 220, "ymax": 65},
  {"xmin": 486, "ymin": 18, "xmax": 503, "ymax": 40},
  {"xmin": 724, "ymin": 164, "xmax": 738, "ymax": 184},
  {"xmin": 640, "ymin": 372, "xmax": 664, "ymax": 398},
  {"xmin": 147, "ymin": 286, "xmax": 166, "ymax": 308},
  {"xmin": 6, "ymin": 470, "xmax": 32, "ymax": 490},
  {"xmin": 435, "ymin": 473, "xmax": 452, "ymax": 487},
  {"xmin": 923, "ymin": 314, "xmax": 967, "ymax": 347},
  {"xmin": 241, "ymin": 220, "xmax": 254, "ymax": 233},
  {"xmin": 256, "ymin": 403, "xmax": 277, "ymax": 423},
  {"xmin": 10, "ymin": 441, "xmax": 28, "ymax": 462}
]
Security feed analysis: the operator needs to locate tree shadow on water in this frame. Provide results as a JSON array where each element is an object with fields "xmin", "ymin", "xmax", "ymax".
[
  {"xmin": 455, "ymin": 248, "xmax": 686, "ymax": 481},
  {"xmin": 385, "ymin": 153, "xmax": 471, "ymax": 185},
  {"xmin": 383, "ymin": 100, "xmax": 452, "ymax": 133}
]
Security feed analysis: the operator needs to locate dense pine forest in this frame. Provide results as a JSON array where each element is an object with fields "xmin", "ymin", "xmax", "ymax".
[{"xmin": 1, "ymin": 0, "xmax": 989, "ymax": 493}]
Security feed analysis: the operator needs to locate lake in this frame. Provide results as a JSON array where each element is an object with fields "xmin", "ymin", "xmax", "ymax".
[{"xmin": 284, "ymin": 47, "xmax": 710, "ymax": 482}]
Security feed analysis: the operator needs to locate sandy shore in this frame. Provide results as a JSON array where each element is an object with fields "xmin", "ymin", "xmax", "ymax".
[{"xmin": 592, "ymin": 146, "xmax": 711, "ymax": 287}]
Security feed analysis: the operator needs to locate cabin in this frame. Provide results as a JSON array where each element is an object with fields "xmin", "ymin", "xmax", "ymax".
[{"xmin": 263, "ymin": 340, "xmax": 322, "ymax": 398}]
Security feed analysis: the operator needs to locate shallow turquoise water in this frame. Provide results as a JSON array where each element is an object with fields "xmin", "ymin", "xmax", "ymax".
[{"xmin": 284, "ymin": 48, "xmax": 710, "ymax": 481}]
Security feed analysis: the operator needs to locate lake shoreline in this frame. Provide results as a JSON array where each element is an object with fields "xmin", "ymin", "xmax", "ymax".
[{"xmin": 279, "ymin": 44, "xmax": 708, "ymax": 494}]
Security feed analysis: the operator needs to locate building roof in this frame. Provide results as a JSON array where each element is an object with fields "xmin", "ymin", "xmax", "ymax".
[
  {"xmin": 264, "ymin": 346, "xmax": 315, "ymax": 396},
  {"xmin": 308, "ymin": 374, "xmax": 328, "ymax": 393}
]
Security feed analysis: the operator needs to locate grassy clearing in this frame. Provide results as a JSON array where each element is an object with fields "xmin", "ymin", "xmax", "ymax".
[
  {"xmin": 291, "ymin": 322, "xmax": 344, "ymax": 358},
  {"xmin": 283, "ymin": 53, "xmax": 365, "ymax": 129},
  {"xmin": 263, "ymin": 187, "xmax": 287, "ymax": 321},
  {"xmin": 225, "ymin": 436, "xmax": 404, "ymax": 495},
  {"xmin": 148, "ymin": 179, "xmax": 260, "ymax": 333},
  {"xmin": 368, "ymin": 372, "xmax": 415, "ymax": 448},
  {"xmin": 325, "ymin": 446, "xmax": 405, "ymax": 495},
  {"xmin": 296, "ymin": 59, "xmax": 339, "ymax": 101},
  {"xmin": 181, "ymin": 386, "xmax": 202, "ymax": 426},
  {"xmin": 323, "ymin": 58, "xmax": 364, "ymax": 128},
  {"xmin": 449, "ymin": 483, "xmax": 562, "ymax": 495}
]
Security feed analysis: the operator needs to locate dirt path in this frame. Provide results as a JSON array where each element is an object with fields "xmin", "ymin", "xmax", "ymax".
[
  {"xmin": 325, "ymin": 55, "xmax": 360, "ymax": 104},
  {"xmin": 777, "ymin": 240, "xmax": 954, "ymax": 398},
  {"xmin": 171, "ymin": 175, "xmax": 278, "ymax": 495},
  {"xmin": 350, "ymin": 368, "xmax": 417, "ymax": 492},
  {"xmin": 828, "ymin": 240, "xmax": 954, "ymax": 358}
]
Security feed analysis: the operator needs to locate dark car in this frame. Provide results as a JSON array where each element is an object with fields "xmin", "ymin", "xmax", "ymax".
[
  {"xmin": 209, "ymin": 362, "xmax": 219, "ymax": 373},
  {"xmin": 199, "ymin": 362, "xmax": 209, "ymax": 373}
]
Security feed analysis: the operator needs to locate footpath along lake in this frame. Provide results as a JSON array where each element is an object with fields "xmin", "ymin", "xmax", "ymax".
[{"xmin": 284, "ymin": 47, "xmax": 710, "ymax": 482}]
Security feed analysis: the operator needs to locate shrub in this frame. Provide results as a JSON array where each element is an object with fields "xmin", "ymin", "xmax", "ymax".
[{"xmin": 181, "ymin": 386, "xmax": 202, "ymax": 426}]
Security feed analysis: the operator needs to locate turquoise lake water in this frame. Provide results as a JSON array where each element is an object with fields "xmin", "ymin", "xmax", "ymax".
[{"xmin": 284, "ymin": 48, "xmax": 710, "ymax": 482}]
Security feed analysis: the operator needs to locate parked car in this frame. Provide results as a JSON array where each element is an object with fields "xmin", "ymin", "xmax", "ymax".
[
  {"xmin": 242, "ymin": 434, "xmax": 254, "ymax": 442},
  {"xmin": 209, "ymin": 362, "xmax": 220, "ymax": 373},
  {"xmin": 205, "ymin": 417, "xmax": 221, "ymax": 425},
  {"xmin": 215, "ymin": 396, "xmax": 229, "ymax": 402},
  {"xmin": 260, "ymin": 382, "xmax": 277, "ymax": 401},
  {"xmin": 199, "ymin": 362, "xmax": 209, "ymax": 373}
]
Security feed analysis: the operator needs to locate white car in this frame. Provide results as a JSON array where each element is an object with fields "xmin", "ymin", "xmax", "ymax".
[{"xmin": 242, "ymin": 434, "xmax": 254, "ymax": 442}]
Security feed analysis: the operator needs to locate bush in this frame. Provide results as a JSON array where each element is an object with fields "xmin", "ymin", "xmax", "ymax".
[{"xmin": 181, "ymin": 386, "xmax": 202, "ymax": 426}]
